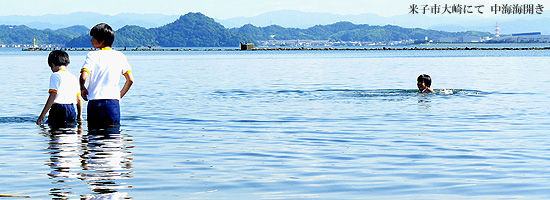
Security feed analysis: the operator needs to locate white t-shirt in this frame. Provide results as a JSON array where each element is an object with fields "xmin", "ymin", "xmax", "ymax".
[
  {"xmin": 81, "ymin": 48, "xmax": 132, "ymax": 100},
  {"xmin": 49, "ymin": 69, "xmax": 80, "ymax": 104}
]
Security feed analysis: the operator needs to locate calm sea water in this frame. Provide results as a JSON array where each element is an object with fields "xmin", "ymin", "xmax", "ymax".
[{"xmin": 1, "ymin": 47, "xmax": 549, "ymax": 199}]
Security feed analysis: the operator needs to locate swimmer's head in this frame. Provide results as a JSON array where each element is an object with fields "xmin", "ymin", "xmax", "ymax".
[
  {"xmin": 417, "ymin": 74, "xmax": 432, "ymax": 90},
  {"xmin": 417, "ymin": 74, "xmax": 431, "ymax": 87}
]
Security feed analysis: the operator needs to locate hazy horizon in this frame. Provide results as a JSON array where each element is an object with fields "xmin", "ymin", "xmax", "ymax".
[{"xmin": 2, "ymin": 0, "xmax": 544, "ymax": 19}]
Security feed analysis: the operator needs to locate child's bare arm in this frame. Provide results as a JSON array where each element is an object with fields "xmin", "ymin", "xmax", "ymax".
[
  {"xmin": 79, "ymin": 71, "xmax": 89, "ymax": 101},
  {"xmin": 76, "ymin": 94, "xmax": 83, "ymax": 122},
  {"xmin": 37, "ymin": 92, "xmax": 57, "ymax": 125},
  {"xmin": 120, "ymin": 72, "xmax": 134, "ymax": 99}
]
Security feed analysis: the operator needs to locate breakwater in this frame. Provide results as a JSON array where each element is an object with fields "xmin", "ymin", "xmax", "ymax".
[
  {"xmin": 22, "ymin": 46, "xmax": 550, "ymax": 51},
  {"xmin": 250, "ymin": 46, "xmax": 550, "ymax": 51}
]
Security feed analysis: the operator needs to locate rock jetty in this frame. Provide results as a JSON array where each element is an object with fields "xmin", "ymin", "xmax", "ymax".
[{"xmin": 22, "ymin": 46, "xmax": 550, "ymax": 51}]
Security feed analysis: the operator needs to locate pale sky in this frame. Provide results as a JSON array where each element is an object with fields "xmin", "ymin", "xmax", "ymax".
[{"xmin": 2, "ymin": 0, "xmax": 549, "ymax": 18}]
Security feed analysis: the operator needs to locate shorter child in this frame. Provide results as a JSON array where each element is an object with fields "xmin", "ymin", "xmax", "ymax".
[
  {"xmin": 417, "ymin": 74, "xmax": 434, "ymax": 93},
  {"xmin": 37, "ymin": 50, "xmax": 83, "ymax": 127}
]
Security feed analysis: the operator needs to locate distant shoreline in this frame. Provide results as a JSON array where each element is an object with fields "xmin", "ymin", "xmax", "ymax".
[{"xmin": 22, "ymin": 46, "xmax": 550, "ymax": 51}]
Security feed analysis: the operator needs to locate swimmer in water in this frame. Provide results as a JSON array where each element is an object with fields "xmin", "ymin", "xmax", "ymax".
[{"xmin": 417, "ymin": 74, "xmax": 435, "ymax": 93}]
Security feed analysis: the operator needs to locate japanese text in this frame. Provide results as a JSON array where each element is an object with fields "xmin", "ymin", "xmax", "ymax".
[{"xmin": 409, "ymin": 4, "xmax": 544, "ymax": 14}]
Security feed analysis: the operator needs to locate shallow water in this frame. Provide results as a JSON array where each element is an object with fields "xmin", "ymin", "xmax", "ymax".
[{"xmin": 1, "ymin": 48, "xmax": 550, "ymax": 199}]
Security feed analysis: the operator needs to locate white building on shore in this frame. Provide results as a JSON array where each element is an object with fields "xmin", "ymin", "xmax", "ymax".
[{"xmin": 491, "ymin": 32, "xmax": 550, "ymax": 43}]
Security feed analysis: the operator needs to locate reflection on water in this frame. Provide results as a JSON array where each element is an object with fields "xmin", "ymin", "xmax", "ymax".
[
  {"xmin": 81, "ymin": 128, "xmax": 134, "ymax": 199},
  {"xmin": 417, "ymin": 98, "xmax": 431, "ymax": 110},
  {"xmin": 42, "ymin": 126, "xmax": 134, "ymax": 199}
]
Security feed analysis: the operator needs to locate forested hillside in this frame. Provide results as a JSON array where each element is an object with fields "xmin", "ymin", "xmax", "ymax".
[
  {"xmin": 1, "ymin": 12, "xmax": 492, "ymax": 47},
  {"xmin": 231, "ymin": 22, "xmax": 491, "ymax": 42}
]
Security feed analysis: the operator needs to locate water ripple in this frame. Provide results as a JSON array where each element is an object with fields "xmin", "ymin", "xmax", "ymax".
[{"xmin": 0, "ymin": 116, "xmax": 36, "ymax": 123}]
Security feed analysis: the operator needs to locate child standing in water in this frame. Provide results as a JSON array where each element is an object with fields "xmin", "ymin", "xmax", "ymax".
[
  {"xmin": 417, "ymin": 74, "xmax": 434, "ymax": 93},
  {"xmin": 80, "ymin": 23, "xmax": 134, "ymax": 129},
  {"xmin": 37, "ymin": 50, "xmax": 83, "ymax": 127}
]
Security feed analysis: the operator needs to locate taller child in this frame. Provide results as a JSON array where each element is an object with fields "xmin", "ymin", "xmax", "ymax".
[{"xmin": 80, "ymin": 23, "xmax": 134, "ymax": 129}]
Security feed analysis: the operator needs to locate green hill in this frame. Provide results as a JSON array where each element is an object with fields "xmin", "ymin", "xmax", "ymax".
[
  {"xmin": 0, "ymin": 25, "xmax": 71, "ymax": 45},
  {"xmin": 152, "ymin": 12, "xmax": 252, "ymax": 47},
  {"xmin": 66, "ymin": 12, "xmax": 254, "ymax": 47}
]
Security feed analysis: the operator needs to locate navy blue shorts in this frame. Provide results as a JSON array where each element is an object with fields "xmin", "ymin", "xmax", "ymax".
[
  {"xmin": 87, "ymin": 99, "xmax": 120, "ymax": 128},
  {"xmin": 47, "ymin": 104, "xmax": 76, "ymax": 128}
]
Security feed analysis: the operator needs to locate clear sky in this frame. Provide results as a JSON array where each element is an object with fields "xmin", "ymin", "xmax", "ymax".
[{"xmin": 2, "ymin": 0, "xmax": 547, "ymax": 18}]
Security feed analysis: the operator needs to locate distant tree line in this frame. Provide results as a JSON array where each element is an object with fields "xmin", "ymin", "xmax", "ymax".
[
  {"xmin": 232, "ymin": 22, "xmax": 491, "ymax": 42},
  {"xmin": 0, "ymin": 12, "xmax": 494, "ymax": 48}
]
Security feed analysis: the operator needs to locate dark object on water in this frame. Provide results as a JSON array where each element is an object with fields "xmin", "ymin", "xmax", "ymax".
[{"xmin": 240, "ymin": 42, "xmax": 254, "ymax": 50}]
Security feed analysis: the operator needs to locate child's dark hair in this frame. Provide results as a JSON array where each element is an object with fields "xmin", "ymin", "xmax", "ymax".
[
  {"xmin": 90, "ymin": 23, "xmax": 115, "ymax": 46},
  {"xmin": 417, "ymin": 74, "xmax": 432, "ymax": 87},
  {"xmin": 48, "ymin": 50, "xmax": 70, "ymax": 67}
]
